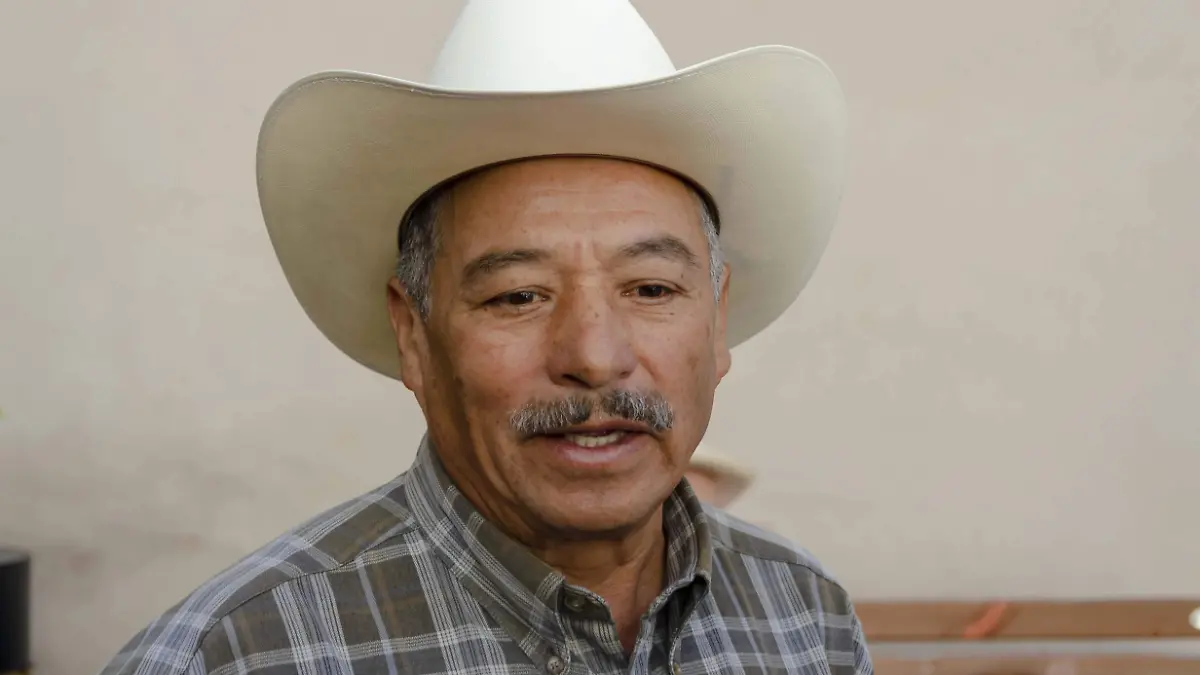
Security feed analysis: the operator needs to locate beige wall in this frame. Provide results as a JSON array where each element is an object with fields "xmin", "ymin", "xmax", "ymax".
[{"xmin": 1, "ymin": 1, "xmax": 1197, "ymax": 673}]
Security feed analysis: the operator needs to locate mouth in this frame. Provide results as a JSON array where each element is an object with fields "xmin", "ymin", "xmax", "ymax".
[
  {"xmin": 555, "ymin": 420, "xmax": 654, "ymax": 445},
  {"xmin": 537, "ymin": 424, "xmax": 651, "ymax": 468},
  {"xmin": 560, "ymin": 429, "xmax": 631, "ymax": 448}
]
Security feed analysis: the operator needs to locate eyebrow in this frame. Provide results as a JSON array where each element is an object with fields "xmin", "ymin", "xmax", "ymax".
[
  {"xmin": 459, "ymin": 235, "xmax": 700, "ymax": 287},
  {"xmin": 461, "ymin": 248, "xmax": 549, "ymax": 287},
  {"xmin": 617, "ymin": 235, "xmax": 700, "ymax": 269}
]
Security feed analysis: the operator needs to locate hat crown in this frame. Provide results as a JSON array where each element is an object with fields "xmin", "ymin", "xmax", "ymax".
[{"xmin": 429, "ymin": 0, "xmax": 677, "ymax": 92}]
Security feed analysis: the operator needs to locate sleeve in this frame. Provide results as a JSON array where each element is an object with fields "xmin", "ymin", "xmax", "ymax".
[
  {"xmin": 96, "ymin": 613, "xmax": 206, "ymax": 675},
  {"xmin": 850, "ymin": 607, "xmax": 875, "ymax": 675}
]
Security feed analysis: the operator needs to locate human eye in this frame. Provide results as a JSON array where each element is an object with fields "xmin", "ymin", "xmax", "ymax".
[
  {"xmin": 485, "ymin": 289, "xmax": 545, "ymax": 308},
  {"xmin": 626, "ymin": 283, "xmax": 679, "ymax": 302}
]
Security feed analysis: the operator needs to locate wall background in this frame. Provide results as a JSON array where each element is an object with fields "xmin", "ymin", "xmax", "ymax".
[{"xmin": 1, "ymin": 1, "xmax": 1197, "ymax": 673}]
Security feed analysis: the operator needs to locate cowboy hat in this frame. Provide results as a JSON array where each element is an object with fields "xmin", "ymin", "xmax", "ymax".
[
  {"xmin": 689, "ymin": 442, "xmax": 756, "ymax": 506},
  {"xmin": 256, "ymin": 0, "xmax": 847, "ymax": 378}
]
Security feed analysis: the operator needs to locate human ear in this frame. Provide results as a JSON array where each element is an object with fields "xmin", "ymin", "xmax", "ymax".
[{"xmin": 387, "ymin": 277, "xmax": 429, "ymax": 397}]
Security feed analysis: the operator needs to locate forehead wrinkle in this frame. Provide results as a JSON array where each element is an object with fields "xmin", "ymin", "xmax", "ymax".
[
  {"xmin": 437, "ymin": 162, "xmax": 707, "ymax": 288},
  {"xmin": 459, "ymin": 248, "xmax": 550, "ymax": 287},
  {"xmin": 616, "ymin": 235, "xmax": 700, "ymax": 269}
]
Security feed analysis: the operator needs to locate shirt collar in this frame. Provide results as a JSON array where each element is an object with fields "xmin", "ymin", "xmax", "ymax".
[{"xmin": 405, "ymin": 435, "xmax": 712, "ymax": 643}]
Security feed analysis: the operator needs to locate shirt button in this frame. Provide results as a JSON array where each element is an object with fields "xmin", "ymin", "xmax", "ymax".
[
  {"xmin": 564, "ymin": 594, "xmax": 587, "ymax": 612},
  {"xmin": 546, "ymin": 655, "xmax": 567, "ymax": 675}
]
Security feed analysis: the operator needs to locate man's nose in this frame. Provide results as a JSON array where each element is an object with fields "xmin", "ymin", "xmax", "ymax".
[{"xmin": 547, "ymin": 290, "xmax": 638, "ymax": 390}]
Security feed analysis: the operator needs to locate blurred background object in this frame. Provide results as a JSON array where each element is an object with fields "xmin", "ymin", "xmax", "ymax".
[
  {"xmin": 686, "ymin": 443, "xmax": 755, "ymax": 508},
  {"xmin": 0, "ymin": 548, "xmax": 31, "ymax": 675},
  {"xmin": 859, "ymin": 598, "xmax": 1200, "ymax": 674}
]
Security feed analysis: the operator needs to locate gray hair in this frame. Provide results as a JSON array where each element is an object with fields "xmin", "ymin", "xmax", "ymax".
[
  {"xmin": 509, "ymin": 389, "xmax": 674, "ymax": 439},
  {"xmin": 396, "ymin": 177, "xmax": 723, "ymax": 319}
]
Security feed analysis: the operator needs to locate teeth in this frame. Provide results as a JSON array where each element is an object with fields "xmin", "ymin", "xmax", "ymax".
[{"xmin": 564, "ymin": 431, "xmax": 625, "ymax": 448}]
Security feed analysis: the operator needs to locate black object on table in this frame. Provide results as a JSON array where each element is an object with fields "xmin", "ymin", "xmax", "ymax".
[{"xmin": 0, "ymin": 548, "xmax": 30, "ymax": 674}]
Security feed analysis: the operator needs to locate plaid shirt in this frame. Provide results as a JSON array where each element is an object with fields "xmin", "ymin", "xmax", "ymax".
[{"xmin": 100, "ymin": 439, "xmax": 873, "ymax": 675}]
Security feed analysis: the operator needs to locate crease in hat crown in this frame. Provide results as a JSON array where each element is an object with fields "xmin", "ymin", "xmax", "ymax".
[{"xmin": 429, "ymin": 0, "xmax": 677, "ymax": 92}]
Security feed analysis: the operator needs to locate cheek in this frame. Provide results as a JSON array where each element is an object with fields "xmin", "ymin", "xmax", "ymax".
[
  {"xmin": 449, "ymin": 324, "xmax": 547, "ymax": 414},
  {"xmin": 635, "ymin": 321, "xmax": 720, "ymax": 409},
  {"xmin": 641, "ymin": 315, "xmax": 717, "ymax": 374}
]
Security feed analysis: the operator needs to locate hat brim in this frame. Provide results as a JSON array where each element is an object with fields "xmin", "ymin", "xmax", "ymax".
[
  {"xmin": 257, "ymin": 45, "xmax": 847, "ymax": 378},
  {"xmin": 690, "ymin": 448, "xmax": 756, "ymax": 503}
]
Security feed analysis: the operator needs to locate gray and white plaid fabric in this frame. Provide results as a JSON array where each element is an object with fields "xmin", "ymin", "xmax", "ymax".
[{"xmin": 100, "ymin": 439, "xmax": 873, "ymax": 675}]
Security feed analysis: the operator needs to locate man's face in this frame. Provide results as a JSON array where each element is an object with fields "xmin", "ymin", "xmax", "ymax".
[{"xmin": 389, "ymin": 157, "xmax": 731, "ymax": 538}]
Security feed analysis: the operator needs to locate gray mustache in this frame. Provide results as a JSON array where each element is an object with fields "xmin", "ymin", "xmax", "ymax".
[{"xmin": 509, "ymin": 390, "xmax": 674, "ymax": 438}]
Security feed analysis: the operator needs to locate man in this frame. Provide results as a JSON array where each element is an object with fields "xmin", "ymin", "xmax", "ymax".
[
  {"xmin": 685, "ymin": 443, "xmax": 755, "ymax": 508},
  {"xmin": 101, "ymin": 1, "xmax": 867, "ymax": 673}
]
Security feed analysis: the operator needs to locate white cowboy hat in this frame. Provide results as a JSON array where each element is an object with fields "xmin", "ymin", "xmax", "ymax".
[
  {"xmin": 690, "ymin": 442, "xmax": 756, "ymax": 505},
  {"xmin": 257, "ymin": 0, "xmax": 847, "ymax": 378}
]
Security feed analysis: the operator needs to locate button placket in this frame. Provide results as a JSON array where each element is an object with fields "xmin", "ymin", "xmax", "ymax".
[
  {"xmin": 669, "ymin": 636, "xmax": 683, "ymax": 675},
  {"xmin": 545, "ymin": 647, "xmax": 573, "ymax": 675},
  {"xmin": 565, "ymin": 592, "xmax": 591, "ymax": 613}
]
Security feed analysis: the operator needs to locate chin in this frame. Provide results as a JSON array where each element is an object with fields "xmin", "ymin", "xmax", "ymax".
[{"xmin": 526, "ymin": 485, "xmax": 669, "ymax": 537}]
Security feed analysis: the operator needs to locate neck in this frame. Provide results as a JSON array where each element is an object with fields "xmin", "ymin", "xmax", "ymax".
[
  {"xmin": 427, "ymin": 440, "xmax": 670, "ymax": 652},
  {"xmin": 530, "ymin": 508, "xmax": 667, "ymax": 652}
]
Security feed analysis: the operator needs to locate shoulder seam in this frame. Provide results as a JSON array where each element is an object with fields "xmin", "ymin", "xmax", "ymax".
[
  {"xmin": 724, "ymin": 544, "xmax": 851, "ymax": 597},
  {"xmin": 707, "ymin": 522, "xmax": 851, "ymax": 598}
]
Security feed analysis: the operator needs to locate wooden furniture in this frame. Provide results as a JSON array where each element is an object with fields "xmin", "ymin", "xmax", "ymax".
[{"xmin": 857, "ymin": 599, "xmax": 1200, "ymax": 674}]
